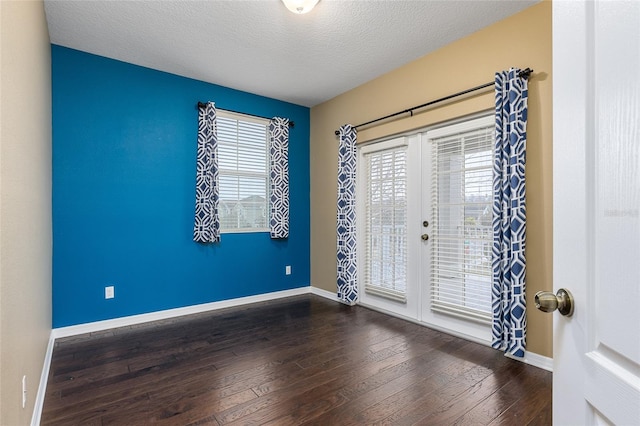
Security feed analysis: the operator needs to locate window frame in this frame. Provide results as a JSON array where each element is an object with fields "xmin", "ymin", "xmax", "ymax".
[{"xmin": 216, "ymin": 110, "xmax": 271, "ymax": 234}]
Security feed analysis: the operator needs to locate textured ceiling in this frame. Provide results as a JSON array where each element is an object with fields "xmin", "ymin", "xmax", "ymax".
[{"xmin": 44, "ymin": 0, "xmax": 538, "ymax": 107}]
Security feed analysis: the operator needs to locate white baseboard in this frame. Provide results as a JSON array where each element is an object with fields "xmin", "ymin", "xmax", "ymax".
[
  {"xmin": 31, "ymin": 332, "xmax": 55, "ymax": 426},
  {"xmin": 309, "ymin": 286, "xmax": 340, "ymax": 302},
  {"xmin": 507, "ymin": 350, "xmax": 553, "ymax": 372},
  {"xmin": 51, "ymin": 286, "xmax": 310, "ymax": 339}
]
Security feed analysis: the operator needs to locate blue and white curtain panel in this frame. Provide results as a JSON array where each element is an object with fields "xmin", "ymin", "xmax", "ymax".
[
  {"xmin": 337, "ymin": 125, "xmax": 358, "ymax": 305},
  {"xmin": 492, "ymin": 68, "xmax": 528, "ymax": 357},
  {"xmin": 269, "ymin": 118, "xmax": 290, "ymax": 239},
  {"xmin": 193, "ymin": 102, "xmax": 220, "ymax": 243}
]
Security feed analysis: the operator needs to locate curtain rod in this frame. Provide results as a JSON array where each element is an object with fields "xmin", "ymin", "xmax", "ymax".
[
  {"xmin": 333, "ymin": 68, "xmax": 533, "ymax": 136},
  {"xmin": 197, "ymin": 102, "xmax": 294, "ymax": 128}
]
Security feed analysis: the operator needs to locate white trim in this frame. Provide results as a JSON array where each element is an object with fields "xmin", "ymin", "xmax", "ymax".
[
  {"xmin": 31, "ymin": 332, "xmax": 55, "ymax": 426},
  {"xmin": 364, "ymin": 285, "xmax": 407, "ymax": 304},
  {"xmin": 217, "ymin": 109, "xmax": 270, "ymax": 126},
  {"xmin": 309, "ymin": 286, "xmax": 340, "ymax": 302},
  {"xmin": 506, "ymin": 350, "xmax": 554, "ymax": 372},
  {"xmin": 359, "ymin": 135, "xmax": 408, "ymax": 155},
  {"xmin": 52, "ymin": 286, "xmax": 309, "ymax": 339},
  {"xmin": 423, "ymin": 114, "xmax": 493, "ymax": 140}
]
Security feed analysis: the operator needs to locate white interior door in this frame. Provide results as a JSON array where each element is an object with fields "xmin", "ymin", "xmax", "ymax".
[{"xmin": 553, "ymin": 1, "xmax": 640, "ymax": 425}]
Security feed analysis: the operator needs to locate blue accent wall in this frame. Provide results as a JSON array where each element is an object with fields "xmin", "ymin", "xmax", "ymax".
[{"xmin": 52, "ymin": 45, "xmax": 311, "ymax": 328}]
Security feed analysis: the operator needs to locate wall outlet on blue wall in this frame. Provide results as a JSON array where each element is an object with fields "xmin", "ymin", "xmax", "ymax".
[
  {"xmin": 285, "ymin": 265, "xmax": 291, "ymax": 275},
  {"xmin": 105, "ymin": 286, "xmax": 115, "ymax": 299}
]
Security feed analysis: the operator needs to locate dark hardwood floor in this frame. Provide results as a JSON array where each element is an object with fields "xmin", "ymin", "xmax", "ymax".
[{"xmin": 41, "ymin": 295, "xmax": 551, "ymax": 425}]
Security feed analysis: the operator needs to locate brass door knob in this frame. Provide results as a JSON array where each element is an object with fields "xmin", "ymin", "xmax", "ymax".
[
  {"xmin": 534, "ymin": 289, "xmax": 574, "ymax": 317},
  {"xmin": 421, "ymin": 234, "xmax": 429, "ymax": 241}
]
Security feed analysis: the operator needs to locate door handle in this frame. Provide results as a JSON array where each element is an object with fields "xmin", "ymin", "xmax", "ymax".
[{"xmin": 534, "ymin": 289, "xmax": 574, "ymax": 317}]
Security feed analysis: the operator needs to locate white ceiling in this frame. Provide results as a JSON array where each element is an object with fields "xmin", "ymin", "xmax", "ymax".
[{"xmin": 44, "ymin": 0, "xmax": 538, "ymax": 108}]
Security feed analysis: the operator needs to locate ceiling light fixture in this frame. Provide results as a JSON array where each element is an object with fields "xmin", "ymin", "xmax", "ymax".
[{"xmin": 281, "ymin": 0, "xmax": 319, "ymax": 14}]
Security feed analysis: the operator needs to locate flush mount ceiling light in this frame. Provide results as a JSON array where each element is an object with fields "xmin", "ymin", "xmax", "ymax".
[{"xmin": 281, "ymin": 0, "xmax": 319, "ymax": 14}]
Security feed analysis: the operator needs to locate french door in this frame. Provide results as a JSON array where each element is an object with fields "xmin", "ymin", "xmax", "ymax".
[
  {"xmin": 357, "ymin": 134, "xmax": 421, "ymax": 320},
  {"xmin": 358, "ymin": 115, "xmax": 494, "ymax": 344},
  {"xmin": 420, "ymin": 116, "xmax": 494, "ymax": 343}
]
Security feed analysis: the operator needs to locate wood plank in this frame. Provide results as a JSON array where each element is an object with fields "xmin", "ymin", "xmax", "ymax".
[
  {"xmin": 488, "ymin": 368, "xmax": 552, "ymax": 426},
  {"xmin": 41, "ymin": 295, "xmax": 551, "ymax": 425},
  {"xmin": 451, "ymin": 364, "xmax": 551, "ymax": 425}
]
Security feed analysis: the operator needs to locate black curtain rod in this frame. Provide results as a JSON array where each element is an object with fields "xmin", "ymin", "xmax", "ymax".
[
  {"xmin": 333, "ymin": 68, "xmax": 533, "ymax": 136},
  {"xmin": 197, "ymin": 102, "xmax": 294, "ymax": 128}
]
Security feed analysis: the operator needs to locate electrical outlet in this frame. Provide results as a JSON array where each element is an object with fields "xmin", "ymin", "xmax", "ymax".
[
  {"xmin": 22, "ymin": 375, "xmax": 26, "ymax": 409},
  {"xmin": 105, "ymin": 285, "xmax": 115, "ymax": 299},
  {"xmin": 285, "ymin": 265, "xmax": 291, "ymax": 275}
]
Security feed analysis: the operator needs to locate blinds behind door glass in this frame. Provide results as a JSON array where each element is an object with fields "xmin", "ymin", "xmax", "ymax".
[
  {"xmin": 431, "ymin": 125, "xmax": 494, "ymax": 322},
  {"xmin": 217, "ymin": 115, "xmax": 269, "ymax": 231},
  {"xmin": 364, "ymin": 146, "xmax": 408, "ymax": 303}
]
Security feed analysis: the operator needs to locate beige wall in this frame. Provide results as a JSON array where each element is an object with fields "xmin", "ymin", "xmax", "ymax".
[
  {"xmin": 0, "ymin": 1, "xmax": 53, "ymax": 424},
  {"xmin": 310, "ymin": 2, "xmax": 552, "ymax": 357}
]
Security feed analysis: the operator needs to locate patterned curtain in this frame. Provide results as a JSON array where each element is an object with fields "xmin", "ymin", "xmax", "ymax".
[
  {"xmin": 269, "ymin": 118, "xmax": 290, "ymax": 239},
  {"xmin": 193, "ymin": 102, "xmax": 220, "ymax": 243},
  {"xmin": 337, "ymin": 125, "xmax": 358, "ymax": 305},
  {"xmin": 492, "ymin": 68, "xmax": 528, "ymax": 357}
]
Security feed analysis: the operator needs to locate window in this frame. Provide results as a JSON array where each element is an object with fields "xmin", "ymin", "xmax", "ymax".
[
  {"xmin": 217, "ymin": 111, "xmax": 269, "ymax": 233},
  {"xmin": 361, "ymin": 138, "xmax": 408, "ymax": 303},
  {"xmin": 430, "ymin": 119, "xmax": 494, "ymax": 323}
]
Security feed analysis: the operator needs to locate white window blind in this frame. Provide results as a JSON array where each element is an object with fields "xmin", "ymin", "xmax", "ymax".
[
  {"xmin": 431, "ymin": 124, "xmax": 494, "ymax": 322},
  {"xmin": 363, "ymin": 144, "xmax": 408, "ymax": 303},
  {"xmin": 217, "ymin": 111, "xmax": 269, "ymax": 232}
]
